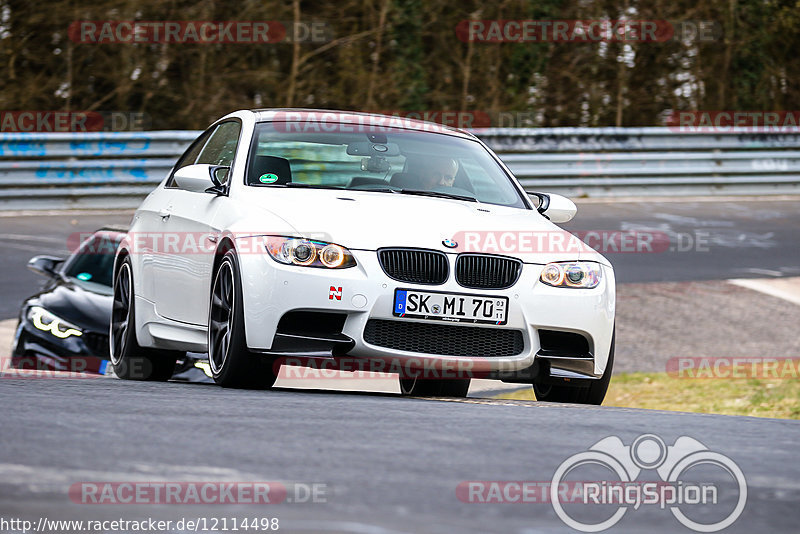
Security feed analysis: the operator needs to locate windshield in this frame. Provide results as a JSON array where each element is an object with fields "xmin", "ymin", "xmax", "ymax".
[
  {"xmin": 246, "ymin": 122, "xmax": 527, "ymax": 208},
  {"xmin": 62, "ymin": 234, "xmax": 123, "ymax": 288}
]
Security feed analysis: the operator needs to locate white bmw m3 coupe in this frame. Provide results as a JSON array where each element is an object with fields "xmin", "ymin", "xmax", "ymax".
[{"xmin": 111, "ymin": 109, "xmax": 615, "ymax": 403}]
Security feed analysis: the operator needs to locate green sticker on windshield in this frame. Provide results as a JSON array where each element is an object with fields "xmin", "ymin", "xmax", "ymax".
[
  {"xmin": 259, "ymin": 173, "xmax": 279, "ymax": 184},
  {"xmin": 77, "ymin": 272, "xmax": 92, "ymax": 281}
]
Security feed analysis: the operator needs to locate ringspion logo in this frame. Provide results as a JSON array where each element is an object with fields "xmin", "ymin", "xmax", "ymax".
[{"xmin": 550, "ymin": 434, "xmax": 746, "ymax": 532}]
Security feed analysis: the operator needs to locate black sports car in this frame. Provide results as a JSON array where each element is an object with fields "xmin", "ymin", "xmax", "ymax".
[
  {"xmin": 12, "ymin": 229, "xmax": 123, "ymax": 374},
  {"xmin": 11, "ymin": 229, "xmax": 211, "ymax": 380}
]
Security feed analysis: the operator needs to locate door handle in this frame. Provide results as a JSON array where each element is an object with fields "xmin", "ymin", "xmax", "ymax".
[{"xmin": 158, "ymin": 208, "xmax": 172, "ymax": 220}]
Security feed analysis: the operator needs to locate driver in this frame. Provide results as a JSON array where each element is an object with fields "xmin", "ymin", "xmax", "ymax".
[{"xmin": 420, "ymin": 156, "xmax": 458, "ymax": 189}]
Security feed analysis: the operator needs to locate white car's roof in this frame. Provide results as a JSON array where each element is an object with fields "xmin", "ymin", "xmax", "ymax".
[{"xmin": 246, "ymin": 108, "xmax": 478, "ymax": 140}]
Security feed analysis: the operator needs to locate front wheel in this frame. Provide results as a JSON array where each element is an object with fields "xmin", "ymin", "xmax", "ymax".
[
  {"xmin": 208, "ymin": 250, "xmax": 277, "ymax": 389},
  {"xmin": 110, "ymin": 257, "xmax": 178, "ymax": 381},
  {"xmin": 533, "ymin": 329, "xmax": 614, "ymax": 405}
]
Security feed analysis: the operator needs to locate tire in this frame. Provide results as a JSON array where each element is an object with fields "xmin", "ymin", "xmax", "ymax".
[
  {"xmin": 208, "ymin": 250, "xmax": 277, "ymax": 389},
  {"xmin": 399, "ymin": 376, "xmax": 470, "ymax": 397},
  {"xmin": 110, "ymin": 257, "xmax": 179, "ymax": 381},
  {"xmin": 11, "ymin": 322, "xmax": 27, "ymax": 362},
  {"xmin": 533, "ymin": 329, "xmax": 615, "ymax": 405}
]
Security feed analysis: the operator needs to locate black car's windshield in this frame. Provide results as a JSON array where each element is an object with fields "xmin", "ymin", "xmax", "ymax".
[
  {"xmin": 246, "ymin": 122, "xmax": 527, "ymax": 208},
  {"xmin": 62, "ymin": 234, "xmax": 122, "ymax": 288}
]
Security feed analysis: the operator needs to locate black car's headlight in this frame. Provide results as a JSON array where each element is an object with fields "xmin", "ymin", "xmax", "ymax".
[
  {"xmin": 264, "ymin": 237, "xmax": 357, "ymax": 269},
  {"xmin": 28, "ymin": 306, "xmax": 84, "ymax": 339},
  {"xmin": 540, "ymin": 262, "xmax": 602, "ymax": 289}
]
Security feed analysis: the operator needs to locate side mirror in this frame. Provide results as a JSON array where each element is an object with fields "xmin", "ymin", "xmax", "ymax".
[
  {"xmin": 28, "ymin": 256, "xmax": 64, "ymax": 278},
  {"xmin": 210, "ymin": 166, "xmax": 230, "ymax": 187},
  {"xmin": 527, "ymin": 192, "xmax": 577, "ymax": 223},
  {"xmin": 173, "ymin": 164, "xmax": 229, "ymax": 194}
]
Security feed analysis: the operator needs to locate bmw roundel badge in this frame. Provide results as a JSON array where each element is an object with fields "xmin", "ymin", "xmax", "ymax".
[{"xmin": 442, "ymin": 238, "xmax": 458, "ymax": 248}]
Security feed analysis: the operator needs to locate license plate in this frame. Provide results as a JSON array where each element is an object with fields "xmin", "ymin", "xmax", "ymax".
[{"xmin": 393, "ymin": 289, "xmax": 508, "ymax": 325}]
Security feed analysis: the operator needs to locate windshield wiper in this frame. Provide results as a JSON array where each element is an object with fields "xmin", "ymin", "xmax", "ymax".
[
  {"xmin": 283, "ymin": 183, "xmax": 342, "ymax": 190},
  {"xmin": 328, "ymin": 185, "xmax": 478, "ymax": 203},
  {"xmin": 395, "ymin": 189, "xmax": 477, "ymax": 202}
]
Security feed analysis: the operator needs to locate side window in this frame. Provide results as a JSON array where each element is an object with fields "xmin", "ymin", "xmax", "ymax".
[
  {"xmin": 196, "ymin": 121, "xmax": 242, "ymax": 178},
  {"xmin": 183, "ymin": 121, "xmax": 242, "ymax": 187},
  {"xmin": 165, "ymin": 128, "xmax": 215, "ymax": 188}
]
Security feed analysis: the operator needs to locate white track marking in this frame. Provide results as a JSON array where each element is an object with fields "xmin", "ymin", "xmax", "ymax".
[
  {"xmin": 728, "ymin": 277, "xmax": 800, "ymax": 306},
  {"xmin": 0, "ymin": 210, "xmax": 134, "ymax": 217},
  {"xmin": 0, "ymin": 233, "xmax": 65, "ymax": 244},
  {"xmin": 741, "ymin": 268, "xmax": 783, "ymax": 277}
]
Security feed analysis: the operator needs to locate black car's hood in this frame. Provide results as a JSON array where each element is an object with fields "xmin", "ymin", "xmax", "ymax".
[{"xmin": 31, "ymin": 280, "xmax": 112, "ymax": 333}]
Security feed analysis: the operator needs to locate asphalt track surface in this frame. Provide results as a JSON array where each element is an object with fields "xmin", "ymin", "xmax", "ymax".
[
  {"xmin": 1, "ymin": 199, "xmax": 799, "ymax": 532},
  {"xmin": 1, "ymin": 379, "xmax": 798, "ymax": 533}
]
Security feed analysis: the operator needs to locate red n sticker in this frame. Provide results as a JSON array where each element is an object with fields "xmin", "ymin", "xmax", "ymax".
[{"xmin": 329, "ymin": 286, "xmax": 342, "ymax": 300}]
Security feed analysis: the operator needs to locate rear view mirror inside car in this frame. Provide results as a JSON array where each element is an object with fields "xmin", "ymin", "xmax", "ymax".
[
  {"xmin": 361, "ymin": 156, "xmax": 391, "ymax": 173},
  {"xmin": 346, "ymin": 142, "xmax": 400, "ymax": 157}
]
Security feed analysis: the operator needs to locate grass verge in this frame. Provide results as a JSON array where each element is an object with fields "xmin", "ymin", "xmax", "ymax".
[{"xmin": 495, "ymin": 361, "xmax": 800, "ymax": 419}]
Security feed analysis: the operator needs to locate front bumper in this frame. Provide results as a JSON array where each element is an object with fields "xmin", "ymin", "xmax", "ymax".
[
  {"xmin": 11, "ymin": 316, "xmax": 111, "ymax": 374},
  {"xmin": 237, "ymin": 245, "xmax": 616, "ymax": 378}
]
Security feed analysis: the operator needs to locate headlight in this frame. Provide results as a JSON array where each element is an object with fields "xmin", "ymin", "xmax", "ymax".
[
  {"xmin": 539, "ymin": 262, "xmax": 602, "ymax": 289},
  {"xmin": 28, "ymin": 306, "xmax": 83, "ymax": 338},
  {"xmin": 264, "ymin": 237, "xmax": 356, "ymax": 269}
]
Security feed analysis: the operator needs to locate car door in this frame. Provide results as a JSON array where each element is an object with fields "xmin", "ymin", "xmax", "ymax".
[
  {"xmin": 153, "ymin": 120, "xmax": 242, "ymax": 325},
  {"xmin": 137, "ymin": 128, "xmax": 214, "ymax": 304}
]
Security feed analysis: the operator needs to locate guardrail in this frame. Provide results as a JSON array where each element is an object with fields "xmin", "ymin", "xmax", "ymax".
[
  {"xmin": 1, "ymin": 127, "xmax": 798, "ymax": 210},
  {"xmin": 485, "ymin": 127, "xmax": 800, "ymax": 197},
  {"xmin": 0, "ymin": 131, "xmax": 196, "ymax": 210}
]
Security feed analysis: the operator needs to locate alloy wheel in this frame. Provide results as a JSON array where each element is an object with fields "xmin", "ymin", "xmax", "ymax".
[
  {"xmin": 110, "ymin": 263, "xmax": 132, "ymax": 364},
  {"xmin": 209, "ymin": 260, "xmax": 235, "ymax": 375}
]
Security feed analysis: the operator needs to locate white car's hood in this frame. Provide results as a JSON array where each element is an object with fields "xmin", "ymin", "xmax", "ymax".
[{"xmin": 232, "ymin": 188, "xmax": 609, "ymax": 265}]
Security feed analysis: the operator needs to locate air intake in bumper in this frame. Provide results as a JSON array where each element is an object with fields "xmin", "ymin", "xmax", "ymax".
[{"xmin": 363, "ymin": 319, "xmax": 524, "ymax": 357}]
